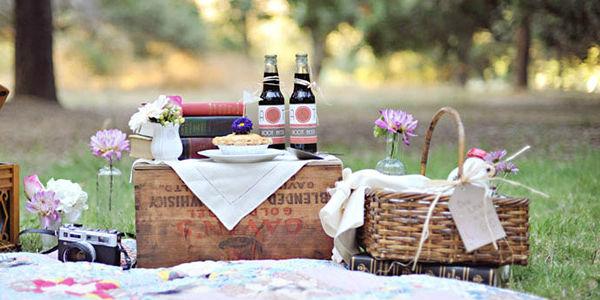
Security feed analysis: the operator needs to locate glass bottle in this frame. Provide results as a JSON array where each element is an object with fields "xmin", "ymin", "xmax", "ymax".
[
  {"xmin": 258, "ymin": 55, "xmax": 286, "ymax": 149},
  {"xmin": 289, "ymin": 53, "xmax": 318, "ymax": 153}
]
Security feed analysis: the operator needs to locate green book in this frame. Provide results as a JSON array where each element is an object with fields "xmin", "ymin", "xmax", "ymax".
[
  {"xmin": 349, "ymin": 254, "xmax": 509, "ymax": 287},
  {"xmin": 179, "ymin": 116, "xmax": 237, "ymax": 138}
]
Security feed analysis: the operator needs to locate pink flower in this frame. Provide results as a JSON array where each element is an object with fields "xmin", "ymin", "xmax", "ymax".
[
  {"xmin": 26, "ymin": 190, "xmax": 61, "ymax": 228},
  {"xmin": 167, "ymin": 95, "xmax": 183, "ymax": 107},
  {"xmin": 23, "ymin": 174, "xmax": 45, "ymax": 200},
  {"xmin": 90, "ymin": 129, "xmax": 130, "ymax": 162},
  {"xmin": 374, "ymin": 109, "xmax": 418, "ymax": 146}
]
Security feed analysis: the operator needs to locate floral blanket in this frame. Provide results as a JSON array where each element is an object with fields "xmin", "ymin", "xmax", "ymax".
[{"xmin": 0, "ymin": 252, "xmax": 542, "ymax": 300}]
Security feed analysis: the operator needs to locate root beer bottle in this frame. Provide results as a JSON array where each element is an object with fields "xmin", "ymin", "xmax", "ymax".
[
  {"xmin": 259, "ymin": 55, "xmax": 286, "ymax": 149},
  {"xmin": 289, "ymin": 53, "xmax": 318, "ymax": 153}
]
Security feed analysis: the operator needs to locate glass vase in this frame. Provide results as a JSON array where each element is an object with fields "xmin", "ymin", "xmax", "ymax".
[
  {"xmin": 95, "ymin": 164, "xmax": 122, "ymax": 229},
  {"xmin": 376, "ymin": 132, "xmax": 406, "ymax": 176},
  {"xmin": 40, "ymin": 216, "xmax": 60, "ymax": 250}
]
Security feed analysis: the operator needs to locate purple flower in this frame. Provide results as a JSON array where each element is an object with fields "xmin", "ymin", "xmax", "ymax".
[
  {"xmin": 232, "ymin": 117, "xmax": 253, "ymax": 134},
  {"xmin": 496, "ymin": 161, "xmax": 519, "ymax": 174},
  {"xmin": 374, "ymin": 109, "xmax": 418, "ymax": 146},
  {"xmin": 485, "ymin": 149, "xmax": 518, "ymax": 175},
  {"xmin": 484, "ymin": 150, "xmax": 507, "ymax": 164},
  {"xmin": 26, "ymin": 191, "xmax": 61, "ymax": 228},
  {"xmin": 90, "ymin": 129, "xmax": 130, "ymax": 162}
]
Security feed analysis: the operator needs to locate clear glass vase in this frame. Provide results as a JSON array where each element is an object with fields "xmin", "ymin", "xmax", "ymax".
[
  {"xmin": 376, "ymin": 132, "xmax": 406, "ymax": 176},
  {"xmin": 39, "ymin": 216, "xmax": 60, "ymax": 250},
  {"xmin": 95, "ymin": 164, "xmax": 122, "ymax": 229}
]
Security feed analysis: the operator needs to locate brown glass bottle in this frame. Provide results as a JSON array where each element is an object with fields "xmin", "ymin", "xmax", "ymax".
[
  {"xmin": 258, "ymin": 55, "xmax": 286, "ymax": 149},
  {"xmin": 289, "ymin": 54, "xmax": 318, "ymax": 153}
]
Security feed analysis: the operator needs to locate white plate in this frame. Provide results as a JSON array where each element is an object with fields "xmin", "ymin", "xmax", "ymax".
[{"xmin": 199, "ymin": 149, "xmax": 286, "ymax": 163}]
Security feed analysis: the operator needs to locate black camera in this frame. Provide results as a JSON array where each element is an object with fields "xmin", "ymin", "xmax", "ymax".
[{"xmin": 57, "ymin": 224, "xmax": 122, "ymax": 266}]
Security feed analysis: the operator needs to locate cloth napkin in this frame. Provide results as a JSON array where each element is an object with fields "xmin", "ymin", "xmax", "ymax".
[{"xmin": 133, "ymin": 154, "xmax": 340, "ymax": 230}]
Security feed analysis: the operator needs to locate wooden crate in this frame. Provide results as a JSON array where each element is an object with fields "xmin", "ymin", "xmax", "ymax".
[
  {"xmin": 0, "ymin": 163, "xmax": 19, "ymax": 252},
  {"xmin": 133, "ymin": 161, "xmax": 342, "ymax": 268}
]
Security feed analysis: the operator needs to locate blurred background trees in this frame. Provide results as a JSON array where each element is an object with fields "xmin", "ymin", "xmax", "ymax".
[{"xmin": 0, "ymin": 0, "xmax": 598, "ymax": 103}]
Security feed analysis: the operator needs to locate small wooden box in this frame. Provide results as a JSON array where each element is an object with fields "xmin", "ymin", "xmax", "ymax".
[
  {"xmin": 0, "ymin": 163, "xmax": 19, "ymax": 252},
  {"xmin": 133, "ymin": 161, "xmax": 342, "ymax": 268}
]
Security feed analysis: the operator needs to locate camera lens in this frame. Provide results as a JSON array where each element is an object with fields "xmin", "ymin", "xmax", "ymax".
[{"xmin": 62, "ymin": 241, "xmax": 96, "ymax": 263}]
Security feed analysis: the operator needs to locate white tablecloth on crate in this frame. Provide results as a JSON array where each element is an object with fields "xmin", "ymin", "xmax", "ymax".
[{"xmin": 133, "ymin": 154, "xmax": 341, "ymax": 230}]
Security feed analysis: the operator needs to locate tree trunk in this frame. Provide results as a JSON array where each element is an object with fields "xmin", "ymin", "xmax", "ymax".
[
  {"xmin": 454, "ymin": 40, "xmax": 471, "ymax": 87},
  {"xmin": 514, "ymin": 13, "xmax": 530, "ymax": 90},
  {"xmin": 310, "ymin": 31, "xmax": 326, "ymax": 81},
  {"xmin": 14, "ymin": 0, "xmax": 58, "ymax": 102}
]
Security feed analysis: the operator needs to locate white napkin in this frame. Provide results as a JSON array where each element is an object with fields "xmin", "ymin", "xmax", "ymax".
[{"xmin": 161, "ymin": 154, "xmax": 339, "ymax": 230}]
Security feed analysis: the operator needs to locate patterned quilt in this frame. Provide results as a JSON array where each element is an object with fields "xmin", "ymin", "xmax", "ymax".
[{"xmin": 0, "ymin": 252, "xmax": 543, "ymax": 300}]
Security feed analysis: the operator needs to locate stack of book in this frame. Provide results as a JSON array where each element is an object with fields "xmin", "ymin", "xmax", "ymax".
[
  {"xmin": 129, "ymin": 101, "xmax": 245, "ymax": 160},
  {"xmin": 348, "ymin": 253, "xmax": 509, "ymax": 287}
]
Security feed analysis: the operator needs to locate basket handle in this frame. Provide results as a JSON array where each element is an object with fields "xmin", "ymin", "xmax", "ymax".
[{"xmin": 419, "ymin": 107, "xmax": 465, "ymax": 178}]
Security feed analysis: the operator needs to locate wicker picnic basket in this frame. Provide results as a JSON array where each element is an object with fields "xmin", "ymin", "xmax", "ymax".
[{"xmin": 360, "ymin": 107, "xmax": 529, "ymax": 266}]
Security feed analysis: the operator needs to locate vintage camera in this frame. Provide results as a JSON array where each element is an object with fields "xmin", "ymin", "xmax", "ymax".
[{"xmin": 57, "ymin": 224, "xmax": 122, "ymax": 266}]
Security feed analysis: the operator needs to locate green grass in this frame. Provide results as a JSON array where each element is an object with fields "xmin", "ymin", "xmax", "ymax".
[{"xmin": 11, "ymin": 144, "xmax": 600, "ymax": 299}]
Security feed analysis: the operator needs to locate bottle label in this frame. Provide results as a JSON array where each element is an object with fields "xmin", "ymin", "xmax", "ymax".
[
  {"xmin": 289, "ymin": 104, "xmax": 318, "ymax": 144},
  {"xmin": 258, "ymin": 105, "xmax": 286, "ymax": 144}
]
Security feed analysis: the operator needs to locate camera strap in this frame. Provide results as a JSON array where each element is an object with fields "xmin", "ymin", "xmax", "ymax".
[
  {"xmin": 18, "ymin": 228, "xmax": 59, "ymax": 254},
  {"xmin": 118, "ymin": 242, "xmax": 134, "ymax": 270},
  {"xmin": 18, "ymin": 228, "xmax": 135, "ymax": 271}
]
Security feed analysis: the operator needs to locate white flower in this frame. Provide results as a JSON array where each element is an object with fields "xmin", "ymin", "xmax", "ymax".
[
  {"xmin": 128, "ymin": 110, "xmax": 149, "ymax": 132},
  {"xmin": 128, "ymin": 95, "xmax": 170, "ymax": 132},
  {"xmin": 46, "ymin": 179, "xmax": 88, "ymax": 217}
]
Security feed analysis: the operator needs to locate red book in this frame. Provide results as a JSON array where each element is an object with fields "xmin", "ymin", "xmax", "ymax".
[
  {"xmin": 182, "ymin": 102, "xmax": 245, "ymax": 116},
  {"xmin": 179, "ymin": 137, "xmax": 217, "ymax": 160}
]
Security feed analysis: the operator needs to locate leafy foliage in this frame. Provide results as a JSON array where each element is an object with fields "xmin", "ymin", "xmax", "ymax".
[{"xmin": 100, "ymin": 0, "xmax": 205, "ymax": 55}]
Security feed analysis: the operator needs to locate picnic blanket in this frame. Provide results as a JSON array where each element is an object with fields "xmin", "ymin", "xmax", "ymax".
[{"xmin": 0, "ymin": 252, "xmax": 542, "ymax": 300}]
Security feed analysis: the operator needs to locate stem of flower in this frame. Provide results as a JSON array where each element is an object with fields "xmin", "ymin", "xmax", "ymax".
[{"xmin": 109, "ymin": 159, "xmax": 113, "ymax": 211}]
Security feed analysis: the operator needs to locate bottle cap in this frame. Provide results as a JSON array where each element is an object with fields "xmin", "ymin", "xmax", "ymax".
[{"xmin": 467, "ymin": 148, "xmax": 487, "ymax": 160}]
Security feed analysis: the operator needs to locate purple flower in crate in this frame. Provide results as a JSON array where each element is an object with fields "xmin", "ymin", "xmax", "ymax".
[
  {"xmin": 26, "ymin": 190, "xmax": 61, "ymax": 228},
  {"xmin": 232, "ymin": 117, "xmax": 253, "ymax": 134},
  {"xmin": 374, "ymin": 109, "xmax": 418, "ymax": 146},
  {"xmin": 90, "ymin": 129, "xmax": 130, "ymax": 162}
]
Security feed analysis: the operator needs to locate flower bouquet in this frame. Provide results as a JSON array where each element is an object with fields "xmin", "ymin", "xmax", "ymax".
[
  {"xmin": 129, "ymin": 95, "xmax": 185, "ymax": 161},
  {"xmin": 24, "ymin": 175, "xmax": 88, "ymax": 248}
]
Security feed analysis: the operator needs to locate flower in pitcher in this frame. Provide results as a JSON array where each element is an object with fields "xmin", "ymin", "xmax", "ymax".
[
  {"xmin": 23, "ymin": 174, "xmax": 45, "ymax": 200},
  {"xmin": 128, "ymin": 95, "xmax": 184, "ymax": 132},
  {"xmin": 26, "ymin": 191, "xmax": 61, "ymax": 228},
  {"xmin": 90, "ymin": 129, "xmax": 130, "ymax": 162},
  {"xmin": 373, "ymin": 109, "xmax": 418, "ymax": 146}
]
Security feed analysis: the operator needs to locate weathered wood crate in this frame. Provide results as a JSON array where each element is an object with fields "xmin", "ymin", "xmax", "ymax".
[
  {"xmin": 0, "ymin": 163, "xmax": 19, "ymax": 252},
  {"xmin": 133, "ymin": 161, "xmax": 342, "ymax": 268}
]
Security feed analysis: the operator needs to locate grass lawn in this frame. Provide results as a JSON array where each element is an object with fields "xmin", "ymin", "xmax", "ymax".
[{"xmin": 12, "ymin": 143, "xmax": 600, "ymax": 299}]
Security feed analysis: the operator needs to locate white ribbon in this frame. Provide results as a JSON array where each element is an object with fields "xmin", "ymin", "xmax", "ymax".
[{"xmin": 411, "ymin": 157, "xmax": 548, "ymax": 270}]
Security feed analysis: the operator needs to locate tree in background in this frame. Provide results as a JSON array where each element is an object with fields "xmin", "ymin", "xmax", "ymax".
[
  {"xmin": 288, "ymin": 0, "xmax": 358, "ymax": 79},
  {"xmin": 101, "ymin": 0, "xmax": 205, "ymax": 56},
  {"xmin": 14, "ymin": 0, "xmax": 58, "ymax": 102},
  {"xmin": 228, "ymin": 0, "xmax": 254, "ymax": 56},
  {"xmin": 361, "ymin": 0, "xmax": 501, "ymax": 86}
]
